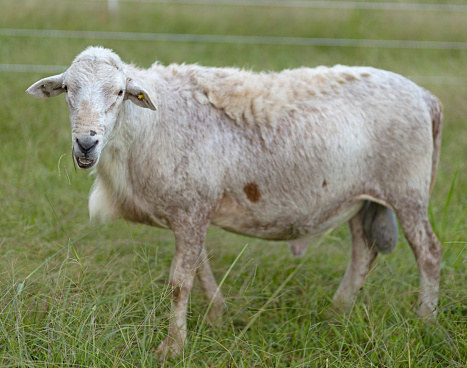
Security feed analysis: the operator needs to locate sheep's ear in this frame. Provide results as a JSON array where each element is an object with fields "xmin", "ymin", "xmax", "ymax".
[
  {"xmin": 125, "ymin": 79, "xmax": 157, "ymax": 110},
  {"xmin": 26, "ymin": 74, "xmax": 65, "ymax": 98}
]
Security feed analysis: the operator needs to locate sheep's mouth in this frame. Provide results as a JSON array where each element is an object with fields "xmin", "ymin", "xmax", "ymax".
[{"xmin": 75, "ymin": 156, "xmax": 96, "ymax": 169}]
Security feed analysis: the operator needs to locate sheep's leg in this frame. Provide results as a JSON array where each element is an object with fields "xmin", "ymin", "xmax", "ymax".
[
  {"xmin": 196, "ymin": 247, "xmax": 226, "ymax": 325},
  {"xmin": 156, "ymin": 218, "xmax": 209, "ymax": 358},
  {"xmin": 333, "ymin": 208, "xmax": 378, "ymax": 310},
  {"xmin": 395, "ymin": 205, "xmax": 441, "ymax": 318}
]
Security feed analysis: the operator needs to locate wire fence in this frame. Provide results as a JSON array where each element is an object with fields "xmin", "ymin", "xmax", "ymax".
[
  {"xmin": 98, "ymin": 0, "xmax": 467, "ymax": 13},
  {"xmin": 2, "ymin": 28, "xmax": 467, "ymax": 50},
  {"xmin": 2, "ymin": 1, "xmax": 467, "ymax": 83},
  {"xmin": 0, "ymin": 64, "xmax": 67, "ymax": 74}
]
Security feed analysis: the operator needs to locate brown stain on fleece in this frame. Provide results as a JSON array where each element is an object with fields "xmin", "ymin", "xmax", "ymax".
[{"xmin": 244, "ymin": 183, "xmax": 261, "ymax": 202}]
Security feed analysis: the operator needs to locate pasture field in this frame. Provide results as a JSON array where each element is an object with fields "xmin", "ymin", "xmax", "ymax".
[{"xmin": 0, "ymin": 0, "xmax": 466, "ymax": 366}]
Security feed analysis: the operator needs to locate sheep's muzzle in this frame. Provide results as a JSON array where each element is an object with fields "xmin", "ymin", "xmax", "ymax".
[{"xmin": 75, "ymin": 155, "xmax": 96, "ymax": 169}]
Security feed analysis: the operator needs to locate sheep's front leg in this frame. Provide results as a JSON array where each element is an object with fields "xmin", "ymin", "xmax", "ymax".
[{"xmin": 156, "ymin": 218, "xmax": 209, "ymax": 358}]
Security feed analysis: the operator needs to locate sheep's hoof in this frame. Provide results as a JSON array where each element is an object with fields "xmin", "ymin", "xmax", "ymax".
[{"xmin": 155, "ymin": 337, "xmax": 182, "ymax": 359}]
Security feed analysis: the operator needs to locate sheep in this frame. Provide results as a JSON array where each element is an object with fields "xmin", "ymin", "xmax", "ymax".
[{"xmin": 27, "ymin": 46, "xmax": 443, "ymax": 358}]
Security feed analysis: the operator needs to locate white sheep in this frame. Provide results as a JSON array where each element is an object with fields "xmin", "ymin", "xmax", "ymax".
[{"xmin": 27, "ymin": 46, "xmax": 443, "ymax": 358}]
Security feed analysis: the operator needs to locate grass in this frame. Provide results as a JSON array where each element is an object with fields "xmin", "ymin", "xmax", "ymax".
[{"xmin": 0, "ymin": 0, "xmax": 466, "ymax": 366}]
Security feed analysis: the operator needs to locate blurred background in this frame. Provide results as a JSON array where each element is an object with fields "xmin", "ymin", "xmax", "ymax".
[{"xmin": 0, "ymin": 0, "xmax": 466, "ymax": 366}]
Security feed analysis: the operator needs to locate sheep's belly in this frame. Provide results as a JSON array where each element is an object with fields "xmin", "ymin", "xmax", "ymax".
[{"xmin": 212, "ymin": 195, "xmax": 364, "ymax": 241}]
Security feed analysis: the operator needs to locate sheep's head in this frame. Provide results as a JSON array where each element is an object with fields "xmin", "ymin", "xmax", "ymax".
[{"xmin": 26, "ymin": 47, "xmax": 156, "ymax": 170}]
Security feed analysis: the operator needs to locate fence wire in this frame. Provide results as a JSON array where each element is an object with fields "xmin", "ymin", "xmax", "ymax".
[
  {"xmin": 96, "ymin": 0, "xmax": 467, "ymax": 13},
  {"xmin": 0, "ymin": 64, "xmax": 68, "ymax": 74},
  {"xmin": 2, "ymin": 28, "xmax": 467, "ymax": 50}
]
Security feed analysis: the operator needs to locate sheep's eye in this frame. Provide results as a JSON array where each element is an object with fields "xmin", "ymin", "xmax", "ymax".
[
  {"xmin": 118, "ymin": 90, "xmax": 123, "ymax": 96},
  {"xmin": 64, "ymin": 85, "xmax": 68, "ymax": 92}
]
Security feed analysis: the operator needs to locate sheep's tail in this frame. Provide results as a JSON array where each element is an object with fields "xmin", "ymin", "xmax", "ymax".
[{"xmin": 423, "ymin": 90, "xmax": 444, "ymax": 193}]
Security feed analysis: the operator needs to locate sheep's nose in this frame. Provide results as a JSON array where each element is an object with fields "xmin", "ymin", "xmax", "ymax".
[{"xmin": 76, "ymin": 136, "xmax": 99, "ymax": 154}]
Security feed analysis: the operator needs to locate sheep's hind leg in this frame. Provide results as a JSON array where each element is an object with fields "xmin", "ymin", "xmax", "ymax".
[
  {"xmin": 196, "ymin": 247, "xmax": 226, "ymax": 325},
  {"xmin": 333, "ymin": 206, "xmax": 378, "ymax": 310},
  {"xmin": 395, "ymin": 203, "xmax": 441, "ymax": 318}
]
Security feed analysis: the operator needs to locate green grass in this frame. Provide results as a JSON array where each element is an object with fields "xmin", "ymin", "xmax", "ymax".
[{"xmin": 0, "ymin": 0, "xmax": 466, "ymax": 366}]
